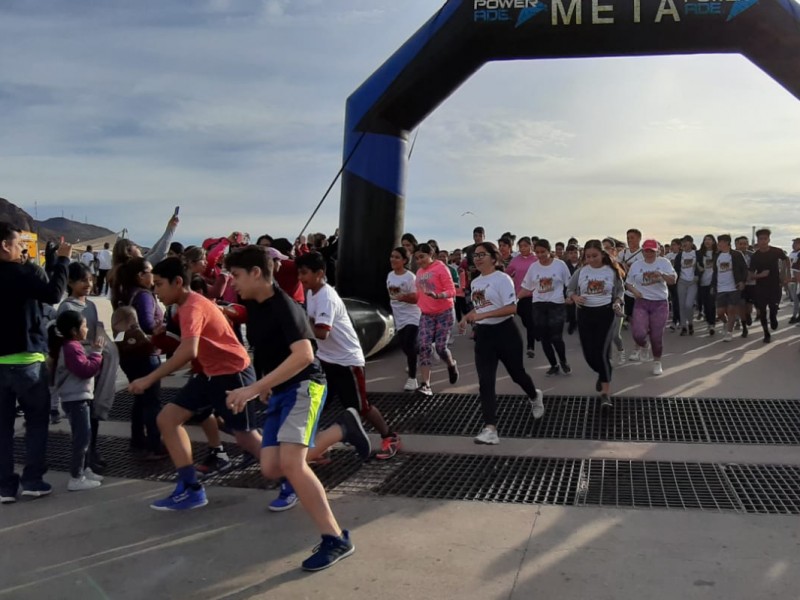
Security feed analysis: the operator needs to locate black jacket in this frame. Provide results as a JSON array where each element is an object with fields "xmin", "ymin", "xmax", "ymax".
[
  {"xmin": 711, "ymin": 250, "xmax": 749, "ymax": 290},
  {"xmin": 0, "ymin": 257, "xmax": 69, "ymax": 357}
]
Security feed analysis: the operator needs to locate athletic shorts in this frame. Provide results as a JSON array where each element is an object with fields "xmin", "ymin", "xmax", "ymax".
[
  {"xmin": 262, "ymin": 380, "xmax": 327, "ymax": 448},
  {"xmin": 319, "ymin": 361, "xmax": 370, "ymax": 415},
  {"xmin": 742, "ymin": 286, "xmax": 756, "ymax": 303},
  {"xmin": 716, "ymin": 290, "xmax": 743, "ymax": 308},
  {"xmin": 171, "ymin": 366, "xmax": 258, "ymax": 432}
]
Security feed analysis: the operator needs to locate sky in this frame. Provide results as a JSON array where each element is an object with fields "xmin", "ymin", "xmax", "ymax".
[{"xmin": 1, "ymin": 0, "xmax": 800, "ymax": 252}]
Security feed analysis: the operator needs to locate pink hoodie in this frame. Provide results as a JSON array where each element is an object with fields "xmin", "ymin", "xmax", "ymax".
[{"xmin": 415, "ymin": 261, "xmax": 456, "ymax": 315}]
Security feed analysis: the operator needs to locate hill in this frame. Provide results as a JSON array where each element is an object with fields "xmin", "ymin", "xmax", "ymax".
[{"xmin": 0, "ymin": 197, "xmax": 116, "ymax": 243}]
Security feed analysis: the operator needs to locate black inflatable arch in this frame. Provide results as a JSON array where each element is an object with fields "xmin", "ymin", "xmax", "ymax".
[{"xmin": 338, "ymin": 0, "xmax": 800, "ymax": 354}]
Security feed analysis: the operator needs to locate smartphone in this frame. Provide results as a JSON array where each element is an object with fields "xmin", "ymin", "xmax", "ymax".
[{"xmin": 174, "ymin": 206, "xmax": 180, "ymax": 216}]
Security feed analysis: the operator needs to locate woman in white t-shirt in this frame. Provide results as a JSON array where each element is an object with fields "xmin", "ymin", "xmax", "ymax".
[
  {"xmin": 519, "ymin": 239, "xmax": 572, "ymax": 376},
  {"xmin": 625, "ymin": 239, "xmax": 677, "ymax": 376},
  {"xmin": 459, "ymin": 242, "xmax": 543, "ymax": 445},
  {"xmin": 387, "ymin": 247, "xmax": 422, "ymax": 392},
  {"xmin": 567, "ymin": 239, "xmax": 625, "ymax": 408}
]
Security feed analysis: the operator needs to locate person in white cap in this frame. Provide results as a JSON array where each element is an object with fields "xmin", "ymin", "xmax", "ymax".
[{"xmin": 624, "ymin": 239, "xmax": 677, "ymax": 375}]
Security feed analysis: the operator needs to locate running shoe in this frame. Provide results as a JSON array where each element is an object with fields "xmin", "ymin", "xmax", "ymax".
[
  {"xmin": 375, "ymin": 434, "xmax": 401, "ymax": 460},
  {"xmin": 526, "ymin": 348, "xmax": 535, "ymax": 358},
  {"xmin": 708, "ymin": 327, "xmax": 715, "ymax": 336},
  {"xmin": 529, "ymin": 389, "xmax": 545, "ymax": 420},
  {"xmin": 474, "ymin": 427, "xmax": 500, "ymax": 445},
  {"xmin": 403, "ymin": 378, "xmax": 418, "ymax": 392},
  {"xmin": 269, "ymin": 480, "xmax": 298, "ymax": 512},
  {"xmin": 770, "ymin": 314, "xmax": 779, "ymax": 331},
  {"xmin": 628, "ymin": 349, "xmax": 641, "ymax": 362},
  {"xmin": 196, "ymin": 447, "xmax": 232, "ymax": 475},
  {"xmin": 560, "ymin": 363, "xmax": 572, "ymax": 375},
  {"xmin": 150, "ymin": 481, "xmax": 207, "ymax": 511},
  {"xmin": 447, "ymin": 361, "xmax": 459, "ymax": 384},
  {"xmin": 764, "ymin": 332, "xmax": 772, "ymax": 344},
  {"xmin": 680, "ymin": 328, "xmax": 688, "ymax": 336},
  {"xmin": 21, "ymin": 480, "xmax": 52, "ymax": 498},
  {"xmin": 723, "ymin": 332, "xmax": 733, "ymax": 343},
  {"xmin": 0, "ymin": 483, "xmax": 19, "ymax": 504},
  {"xmin": 416, "ymin": 383, "xmax": 433, "ymax": 397},
  {"xmin": 617, "ymin": 350, "xmax": 627, "ymax": 365},
  {"xmin": 339, "ymin": 408, "xmax": 371, "ymax": 460},
  {"xmin": 67, "ymin": 476, "xmax": 101, "ymax": 491},
  {"xmin": 83, "ymin": 468, "xmax": 104, "ymax": 482},
  {"xmin": 600, "ymin": 394, "xmax": 613, "ymax": 409},
  {"xmin": 301, "ymin": 530, "xmax": 355, "ymax": 571},
  {"xmin": 652, "ymin": 361, "xmax": 663, "ymax": 376},
  {"xmin": 545, "ymin": 366, "xmax": 560, "ymax": 376}
]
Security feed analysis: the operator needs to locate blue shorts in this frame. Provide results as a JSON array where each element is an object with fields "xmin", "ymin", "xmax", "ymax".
[{"xmin": 262, "ymin": 380, "xmax": 327, "ymax": 448}]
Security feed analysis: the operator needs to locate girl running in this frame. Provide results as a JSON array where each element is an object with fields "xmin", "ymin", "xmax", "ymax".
[{"xmin": 387, "ymin": 247, "xmax": 421, "ymax": 392}]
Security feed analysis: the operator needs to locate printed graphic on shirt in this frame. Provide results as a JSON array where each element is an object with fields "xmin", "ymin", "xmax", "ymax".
[
  {"xmin": 586, "ymin": 279, "xmax": 607, "ymax": 295},
  {"xmin": 387, "ymin": 285, "xmax": 402, "ymax": 299},
  {"xmin": 538, "ymin": 277, "xmax": 554, "ymax": 294},
  {"xmin": 417, "ymin": 273, "xmax": 435, "ymax": 295},
  {"xmin": 718, "ymin": 261, "xmax": 731, "ymax": 273},
  {"xmin": 471, "ymin": 288, "xmax": 491, "ymax": 309},
  {"xmin": 704, "ymin": 257, "xmax": 713, "ymax": 269},
  {"xmin": 641, "ymin": 271, "xmax": 662, "ymax": 286},
  {"xmin": 683, "ymin": 258, "xmax": 695, "ymax": 269}
]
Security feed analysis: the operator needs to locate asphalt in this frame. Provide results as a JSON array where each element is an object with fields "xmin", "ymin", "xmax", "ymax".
[{"xmin": 3, "ymin": 297, "xmax": 800, "ymax": 600}]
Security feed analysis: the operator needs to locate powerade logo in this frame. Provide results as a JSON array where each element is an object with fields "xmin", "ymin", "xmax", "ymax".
[
  {"xmin": 473, "ymin": 0, "xmax": 548, "ymax": 26},
  {"xmin": 683, "ymin": 0, "xmax": 760, "ymax": 21}
]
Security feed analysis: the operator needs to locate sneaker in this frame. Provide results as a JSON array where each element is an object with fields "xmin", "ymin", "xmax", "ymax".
[
  {"xmin": 628, "ymin": 349, "xmax": 641, "ymax": 362},
  {"xmin": 196, "ymin": 447, "xmax": 232, "ymax": 475},
  {"xmin": 652, "ymin": 361, "xmax": 663, "ymax": 376},
  {"xmin": 375, "ymin": 434, "xmax": 401, "ymax": 460},
  {"xmin": 734, "ymin": 320, "xmax": 741, "ymax": 330},
  {"xmin": 403, "ymin": 378, "xmax": 418, "ymax": 392},
  {"xmin": 723, "ymin": 331, "xmax": 733, "ymax": 343},
  {"xmin": 545, "ymin": 365, "xmax": 560, "ymax": 376},
  {"xmin": 301, "ymin": 530, "xmax": 355, "ymax": 572},
  {"xmin": 150, "ymin": 481, "xmax": 208, "ymax": 511},
  {"xmin": 791, "ymin": 316, "xmax": 799, "ymax": 325},
  {"xmin": 21, "ymin": 480, "xmax": 52, "ymax": 498},
  {"xmin": 49, "ymin": 410, "xmax": 61, "ymax": 425},
  {"xmin": 595, "ymin": 377, "xmax": 602, "ymax": 393},
  {"xmin": 1, "ymin": 484, "xmax": 18, "ymax": 504},
  {"xmin": 474, "ymin": 427, "xmax": 500, "ymax": 445},
  {"xmin": 741, "ymin": 326, "xmax": 749, "ymax": 339},
  {"xmin": 764, "ymin": 332, "xmax": 772, "ymax": 344},
  {"xmin": 680, "ymin": 327, "xmax": 688, "ymax": 336},
  {"xmin": 447, "ymin": 361, "xmax": 459, "ymax": 385},
  {"xmin": 688, "ymin": 324, "xmax": 694, "ymax": 335},
  {"xmin": 416, "ymin": 383, "xmax": 433, "ymax": 397},
  {"xmin": 669, "ymin": 323, "xmax": 677, "ymax": 332},
  {"xmin": 526, "ymin": 348, "xmax": 535, "ymax": 358},
  {"xmin": 600, "ymin": 394, "xmax": 613, "ymax": 409},
  {"xmin": 529, "ymin": 389, "xmax": 545, "ymax": 420},
  {"xmin": 617, "ymin": 350, "xmax": 627, "ymax": 365},
  {"xmin": 339, "ymin": 407, "xmax": 371, "ymax": 460},
  {"xmin": 67, "ymin": 476, "xmax": 102, "ymax": 491},
  {"xmin": 268, "ymin": 480, "xmax": 299, "ymax": 512},
  {"xmin": 560, "ymin": 363, "xmax": 572, "ymax": 375},
  {"xmin": 709, "ymin": 327, "xmax": 715, "ymax": 336},
  {"xmin": 770, "ymin": 315, "xmax": 779, "ymax": 331},
  {"xmin": 83, "ymin": 468, "xmax": 104, "ymax": 482}
]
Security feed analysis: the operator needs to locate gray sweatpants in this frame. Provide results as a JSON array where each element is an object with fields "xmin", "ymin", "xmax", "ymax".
[{"xmin": 677, "ymin": 279, "xmax": 698, "ymax": 329}]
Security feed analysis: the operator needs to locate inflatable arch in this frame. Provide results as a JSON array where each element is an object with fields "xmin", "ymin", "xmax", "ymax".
[{"xmin": 338, "ymin": 0, "xmax": 800, "ymax": 355}]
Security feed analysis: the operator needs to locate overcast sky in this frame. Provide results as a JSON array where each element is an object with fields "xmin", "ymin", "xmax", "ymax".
[{"xmin": 2, "ymin": 0, "xmax": 800, "ymax": 252}]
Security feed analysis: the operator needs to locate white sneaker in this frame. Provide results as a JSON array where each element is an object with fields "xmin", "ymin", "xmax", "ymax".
[
  {"xmin": 723, "ymin": 332, "xmax": 733, "ymax": 343},
  {"xmin": 628, "ymin": 349, "xmax": 641, "ymax": 362},
  {"xmin": 83, "ymin": 468, "xmax": 104, "ymax": 482},
  {"xmin": 67, "ymin": 476, "xmax": 102, "ymax": 491},
  {"xmin": 403, "ymin": 378, "xmax": 419, "ymax": 392},
  {"xmin": 617, "ymin": 350, "xmax": 627, "ymax": 365},
  {"xmin": 474, "ymin": 427, "xmax": 500, "ymax": 445},
  {"xmin": 652, "ymin": 361, "xmax": 663, "ymax": 376},
  {"xmin": 416, "ymin": 383, "xmax": 433, "ymax": 397},
  {"xmin": 529, "ymin": 389, "xmax": 545, "ymax": 420}
]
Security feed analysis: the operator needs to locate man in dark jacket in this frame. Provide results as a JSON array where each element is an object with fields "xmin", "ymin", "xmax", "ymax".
[
  {"xmin": 0, "ymin": 222, "xmax": 71, "ymax": 503},
  {"xmin": 711, "ymin": 234, "xmax": 749, "ymax": 341}
]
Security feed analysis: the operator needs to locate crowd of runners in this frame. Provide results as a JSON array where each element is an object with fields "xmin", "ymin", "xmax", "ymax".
[{"xmin": 0, "ymin": 213, "xmax": 794, "ymax": 571}]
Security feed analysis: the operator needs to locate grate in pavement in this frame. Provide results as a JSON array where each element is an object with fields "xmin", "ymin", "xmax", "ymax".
[{"xmin": 720, "ymin": 463, "xmax": 800, "ymax": 515}]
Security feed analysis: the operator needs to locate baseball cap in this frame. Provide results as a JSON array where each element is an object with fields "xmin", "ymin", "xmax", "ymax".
[
  {"xmin": 642, "ymin": 239, "xmax": 659, "ymax": 251},
  {"xmin": 265, "ymin": 247, "xmax": 288, "ymax": 260}
]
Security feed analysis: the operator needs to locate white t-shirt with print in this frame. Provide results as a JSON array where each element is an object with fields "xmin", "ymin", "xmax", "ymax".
[
  {"xmin": 576, "ymin": 265, "xmax": 618, "ymax": 308},
  {"xmin": 678, "ymin": 251, "xmax": 697, "ymax": 283},
  {"xmin": 521, "ymin": 259, "xmax": 571, "ymax": 305},
  {"xmin": 620, "ymin": 248, "xmax": 644, "ymax": 297},
  {"xmin": 700, "ymin": 251, "xmax": 714, "ymax": 286},
  {"xmin": 626, "ymin": 257, "xmax": 676, "ymax": 302},
  {"xmin": 790, "ymin": 250, "xmax": 800, "ymax": 275},
  {"xmin": 387, "ymin": 270, "xmax": 421, "ymax": 330},
  {"xmin": 306, "ymin": 284, "xmax": 364, "ymax": 367},
  {"xmin": 469, "ymin": 271, "xmax": 516, "ymax": 326},
  {"xmin": 716, "ymin": 252, "xmax": 737, "ymax": 293}
]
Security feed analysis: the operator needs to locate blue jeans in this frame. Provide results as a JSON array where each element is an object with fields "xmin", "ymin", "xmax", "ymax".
[
  {"xmin": 120, "ymin": 355, "xmax": 162, "ymax": 451},
  {"xmin": 62, "ymin": 401, "xmax": 91, "ymax": 478},
  {"xmin": 0, "ymin": 362, "xmax": 50, "ymax": 492}
]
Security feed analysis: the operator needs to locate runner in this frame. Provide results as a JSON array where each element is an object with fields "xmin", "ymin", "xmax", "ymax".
[
  {"xmin": 664, "ymin": 238, "xmax": 682, "ymax": 331},
  {"xmin": 603, "ymin": 238, "xmax": 627, "ymax": 362},
  {"xmin": 749, "ymin": 228, "xmax": 789, "ymax": 344},
  {"xmin": 567, "ymin": 240, "xmax": 625, "ymax": 408},
  {"xmin": 674, "ymin": 235, "xmax": 702, "ymax": 336},
  {"xmin": 736, "ymin": 236, "xmax": 755, "ymax": 337},
  {"xmin": 619, "ymin": 228, "xmax": 644, "ymax": 327},
  {"xmin": 712, "ymin": 235, "xmax": 749, "ymax": 342},
  {"xmin": 506, "ymin": 236, "xmax": 538, "ymax": 358},
  {"xmin": 625, "ymin": 239, "xmax": 677, "ymax": 376},
  {"xmin": 788, "ymin": 238, "xmax": 800, "ymax": 324},
  {"xmin": 519, "ymin": 239, "xmax": 572, "ymax": 376},
  {"xmin": 387, "ymin": 247, "xmax": 421, "ymax": 392},
  {"xmin": 698, "ymin": 235, "xmax": 718, "ymax": 335},
  {"xmin": 459, "ymin": 241, "xmax": 543, "ymax": 445}
]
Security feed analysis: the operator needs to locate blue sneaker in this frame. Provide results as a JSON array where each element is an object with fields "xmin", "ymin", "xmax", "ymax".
[
  {"xmin": 269, "ymin": 480, "xmax": 298, "ymax": 512},
  {"xmin": 1, "ymin": 484, "xmax": 19, "ymax": 504},
  {"xmin": 301, "ymin": 530, "xmax": 355, "ymax": 571},
  {"xmin": 150, "ymin": 481, "xmax": 208, "ymax": 511},
  {"xmin": 339, "ymin": 408, "xmax": 371, "ymax": 460},
  {"xmin": 21, "ymin": 480, "xmax": 52, "ymax": 498}
]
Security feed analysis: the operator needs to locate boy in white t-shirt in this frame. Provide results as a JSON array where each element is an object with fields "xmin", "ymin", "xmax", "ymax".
[{"xmin": 296, "ymin": 252, "xmax": 400, "ymax": 461}]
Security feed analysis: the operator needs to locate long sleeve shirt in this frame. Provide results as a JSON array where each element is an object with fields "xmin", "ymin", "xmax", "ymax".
[
  {"xmin": 55, "ymin": 340, "xmax": 103, "ymax": 403},
  {"xmin": 415, "ymin": 261, "xmax": 456, "ymax": 315}
]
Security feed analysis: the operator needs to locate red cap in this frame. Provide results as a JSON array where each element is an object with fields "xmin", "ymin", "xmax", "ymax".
[{"xmin": 642, "ymin": 239, "xmax": 659, "ymax": 251}]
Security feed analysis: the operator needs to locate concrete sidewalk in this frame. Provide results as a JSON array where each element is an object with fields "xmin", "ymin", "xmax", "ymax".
[{"xmin": 1, "ymin": 472, "xmax": 798, "ymax": 600}]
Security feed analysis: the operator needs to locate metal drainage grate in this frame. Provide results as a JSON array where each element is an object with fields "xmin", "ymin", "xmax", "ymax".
[
  {"xmin": 721, "ymin": 464, "xmax": 800, "ymax": 515},
  {"xmin": 108, "ymin": 390, "xmax": 800, "ymax": 444},
  {"xmin": 13, "ymin": 432, "xmax": 363, "ymax": 492}
]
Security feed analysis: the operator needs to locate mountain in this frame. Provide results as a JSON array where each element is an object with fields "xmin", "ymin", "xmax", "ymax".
[{"xmin": 0, "ymin": 197, "xmax": 116, "ymax": 243}]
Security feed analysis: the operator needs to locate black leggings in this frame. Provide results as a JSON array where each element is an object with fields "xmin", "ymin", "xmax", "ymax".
[
  {"xmin": 532, "ymin": 302, "xmax": 567, "ymax": 367},
  {"xmin": 474, "ymin": 318, "xmax": 538, "ymax": 426},
  {"xmin": 516, "ymin": 296, "xmax": 536, "ymax": 352},
  {"xmin": 397, "ymin": 325, "xmax": 418, "ymax": 379},
  {"xmin": 577, "ymin": 305, "xmax": 616, "ymax": 384},
  {"xmin": 698, "ymin": 285, "xmax": 716, "ymax": 326}
]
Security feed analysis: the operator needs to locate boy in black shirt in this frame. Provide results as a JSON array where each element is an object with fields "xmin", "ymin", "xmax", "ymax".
[
  {"xmin": 224, "ymin": 246, "xmax": 367, "ymax": 572},
  {"xmin": 749, "ymin": 228, "xmax": 789, "ymax": 343}
]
